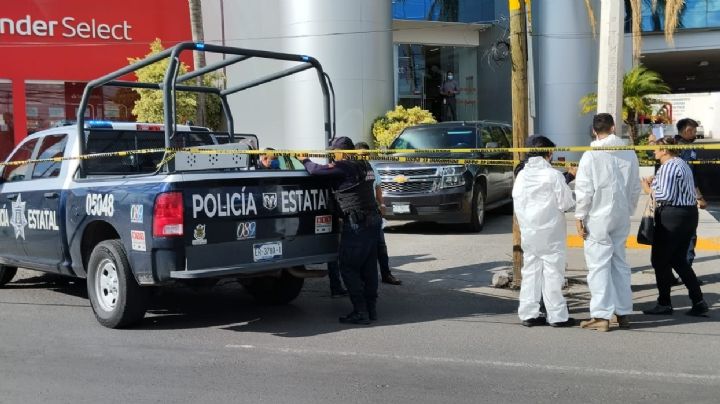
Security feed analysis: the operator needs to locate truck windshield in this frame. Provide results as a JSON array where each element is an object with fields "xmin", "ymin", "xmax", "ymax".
[{"xmin": 390, "ymin": 127, "xmax": 476, "ymax": 150}]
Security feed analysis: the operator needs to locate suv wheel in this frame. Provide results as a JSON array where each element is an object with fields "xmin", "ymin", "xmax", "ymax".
[
  {"xmin": 0, "ymin": 265, "xmax": 17, "ymax": 287},
  {"xmin": 467, "ymin": 185, "xmax": 486, "ymax": 232},
  {"xmin": 243, "ymin": 269, "xmax": 305, "ymax": 305},
  {"xmin": 87, "ymin": 240, "xmax": 148, "ymax": 328}
]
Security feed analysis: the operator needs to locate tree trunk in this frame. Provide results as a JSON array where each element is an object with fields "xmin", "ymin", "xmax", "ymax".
[{"xmin": 189, "ymin": 0, "xmax": 207, "ymax": 127}]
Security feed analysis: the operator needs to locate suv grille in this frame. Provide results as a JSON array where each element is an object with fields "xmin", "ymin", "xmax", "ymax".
[
  {"xmin": 381, "ymin": 181, "xmax": 434, "ymax": 193},
  {"xmin": 377, "ymin": 168, "xmax": 437, "ymax": 177}
]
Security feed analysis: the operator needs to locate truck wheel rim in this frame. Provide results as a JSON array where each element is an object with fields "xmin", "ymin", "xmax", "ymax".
[{"xmin": 95, "ymin": 258, "xmax": 119, "ymax": 312}]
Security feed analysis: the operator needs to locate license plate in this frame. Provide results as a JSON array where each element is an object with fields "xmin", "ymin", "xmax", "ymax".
[
  {"xmin": 253, "ymin": 241, "xmax": 283, "ymax": 262},
  {"xmin": 392, "ymin": 204, "xmax": 411, "ymax": 214}
]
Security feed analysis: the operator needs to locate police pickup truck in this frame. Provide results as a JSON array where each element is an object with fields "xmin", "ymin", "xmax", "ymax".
[{"xmin": 0, "ymin": 43, "xmax": 340, "ymax": 328}]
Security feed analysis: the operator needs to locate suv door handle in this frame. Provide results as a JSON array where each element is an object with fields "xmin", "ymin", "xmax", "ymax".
[
  {"xmin": 44, "ymin": 192, "xmax": 59, "ymax": 199},
  {"xmin": 5, "ymin": 193, "xmax": 17, "ymax": 200}
]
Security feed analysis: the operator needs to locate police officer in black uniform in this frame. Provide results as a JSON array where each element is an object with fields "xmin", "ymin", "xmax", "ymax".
[{"xmin": 300, "ymin": 137, "xmax": 382, "ymax": 325}]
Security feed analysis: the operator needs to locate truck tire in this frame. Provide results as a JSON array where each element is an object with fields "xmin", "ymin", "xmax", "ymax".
[
  {"xmin": 0, "ymin": 265, "xmax": 17, "ymax": 287},
  {"xmin": 87, "ymin": 240, "xmax": 148, "ymax": 328},
  {"xmin": 243, "ymin": 269, "xmax": 304, "ymax": 305},
  {"xmin": 467, "ymin": 185, "xmax": 486, "ymax": 232}
]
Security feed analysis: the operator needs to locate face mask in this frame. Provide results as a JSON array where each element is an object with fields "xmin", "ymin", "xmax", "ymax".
[{"xmin": 447, "ymin": 75, "xmax": 454, "ymax": 80}]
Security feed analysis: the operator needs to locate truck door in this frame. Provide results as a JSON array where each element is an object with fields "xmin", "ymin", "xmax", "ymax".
[
  {"xmin": 0, "ymin": 137, "xmax": 39, "ymax": 264},
  {"xmin": 21, "ymin": 134, "xmax": 67, "ymax": 270}
]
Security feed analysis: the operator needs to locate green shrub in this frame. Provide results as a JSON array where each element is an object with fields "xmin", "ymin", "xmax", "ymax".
[{"xmin": 371, "ymin": 106, "xmax": 436, "ymax": 147}]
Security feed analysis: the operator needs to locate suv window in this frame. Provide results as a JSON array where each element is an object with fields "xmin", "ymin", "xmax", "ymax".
[
  {"xmin": 478, "ymin": 126, "xmax": 493, "ymax": 146},
  {"xmin": 391, "ymin": 126, "xmax": 477, "ymax": 149},
  {"xmin": 489, "ymin": 126, "xmax": 510, "ymax": 148},
  {"xmin": 2, "ymin": 138, "xmax": 38, "ymax": 182},
  {"xmin": 32, "ymin": 134, "xmax": 67, "ymax": 179}
]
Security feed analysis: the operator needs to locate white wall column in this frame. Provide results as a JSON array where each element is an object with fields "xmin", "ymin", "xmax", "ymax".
[{"xmin": 596, "ymin": 0, "xmax": 624, "ymax": 127}]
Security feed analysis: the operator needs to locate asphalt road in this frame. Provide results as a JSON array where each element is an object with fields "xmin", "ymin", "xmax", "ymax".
[{"xmin": 1, "ymin": 212, "xmax": 719, "ymax": 404}]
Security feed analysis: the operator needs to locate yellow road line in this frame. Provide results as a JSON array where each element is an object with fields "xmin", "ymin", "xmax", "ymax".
[{"xmin": 566, "ymin": 236, "xmax": 720, "ymax": 251}]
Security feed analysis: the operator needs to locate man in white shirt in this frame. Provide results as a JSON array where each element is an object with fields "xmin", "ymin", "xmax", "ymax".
[{"xmin": 575, "ymin": 113, "xmax": 641, "ymax": 332}]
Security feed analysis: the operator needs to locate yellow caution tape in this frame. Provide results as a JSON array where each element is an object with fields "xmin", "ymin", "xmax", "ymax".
[{"xmin": 4, "ymin": 144, "xmax": 720, "ymax": 168}]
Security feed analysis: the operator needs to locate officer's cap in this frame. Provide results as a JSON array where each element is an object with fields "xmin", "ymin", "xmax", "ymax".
[{"xmin": 328, "ymin": 136, "xmax": 355, "ymax": 150}]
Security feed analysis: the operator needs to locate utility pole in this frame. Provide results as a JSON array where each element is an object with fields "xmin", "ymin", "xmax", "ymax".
[
  {"xmin": 509, "ymin": 0, "xmax": 529, "ymax": 287},
  {"xmin": 189, "ymin": 0, "xmax": 207, "ymax": 127},
  {"xmin": 596, "ymin": 0, "xmax": 624, "ymax": 126}
]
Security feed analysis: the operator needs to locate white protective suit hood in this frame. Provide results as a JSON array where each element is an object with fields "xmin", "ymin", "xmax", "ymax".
[
  {"xmin": 513, "ymin": 156, "xmax": 575, "ymax": 254},
  {"xmin": 574, "ymin": 134, "xmax": 641, "ymax": 245}
]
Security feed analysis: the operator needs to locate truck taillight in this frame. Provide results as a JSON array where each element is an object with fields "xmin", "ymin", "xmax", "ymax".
[{"xmin": 153, "ymin": 192, "xmax": 184, "ymax": 237}]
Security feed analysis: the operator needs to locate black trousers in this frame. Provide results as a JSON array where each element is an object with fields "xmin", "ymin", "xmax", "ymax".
[
  {"xmin": 651, "ymin": 206, "xmax": 704, "ymax": 306},
  {"xmin": 377, "ymin": 225, "xmax": 391, "ymax": 277},
  {"xmin": 443, "ymin": 97, "xmax": 456, "ymax": 121},
  {"xmin": 339, "ymin": 212, "xmax": 381, "ymax": 312}
]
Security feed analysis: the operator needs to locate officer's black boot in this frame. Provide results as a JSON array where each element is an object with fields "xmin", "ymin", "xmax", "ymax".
[
  {"xmin": 339, "ymin": 295, "xmax": 370, "ymax": 325},
  {"xmin": 366, "ymin": 300, "xmax": 377, "ymax": 322}
]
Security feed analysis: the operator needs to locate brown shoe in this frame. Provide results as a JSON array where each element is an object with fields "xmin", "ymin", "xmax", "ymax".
[
  {"xmin": 382, "ymin": 274, "xmax": 402, "ymax": 285},
  {"xmin": 615, "ymin": 315, "xmax": 630, "ymax": 329},
  {"xmin": 579, "ymin": 318, "xmax": 610, "ymax": 332}
]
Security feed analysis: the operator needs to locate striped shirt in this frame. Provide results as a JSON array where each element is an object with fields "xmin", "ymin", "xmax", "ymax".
[{"xmin": 652, "ymin": 157, "xmax": 697, "ymax": 206}]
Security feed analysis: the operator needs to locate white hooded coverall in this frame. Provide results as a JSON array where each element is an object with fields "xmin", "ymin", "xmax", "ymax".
[
  {"xmin": 575, "ymin": 135, "xmax": 641, "ymax": 320},
  {"xmin": 514, "ymin": 157, "xmax": 575, "ymax": 323}
]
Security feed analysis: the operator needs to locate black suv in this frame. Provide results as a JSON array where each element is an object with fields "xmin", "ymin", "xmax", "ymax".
[{"xmin": 375, "ymin": 121, "xmax": 513, "ymax": 231}]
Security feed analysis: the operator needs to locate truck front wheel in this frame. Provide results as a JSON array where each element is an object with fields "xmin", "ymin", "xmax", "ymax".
[
  {"xmin": 467, "ymin": 185, "xmax": 486, "ymax": 232},
  {"xmin": 0, "ymin": 265, "xmax": 17, "ymax": 287},
  {"xmin": 243, "ymin": 269, "xmax": 305, "ymax": 305},
  {"xmin": 87, "ymin": 240, "xmax": 148, "ymax": 328}
]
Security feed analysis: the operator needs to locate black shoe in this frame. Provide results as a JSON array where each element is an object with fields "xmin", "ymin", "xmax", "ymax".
[
  {"xmin": 550, "ymin": 318, "xmax": 576, "ymax": 328},
  {"xmin": 643, "ymin": 304, "xmax": 674, "ymax": 315},
  {"xmin": 673, "ymin": 277, "xmax": 683, "ymax": 286},
  {"xmin": 367, "ymin": 304, "xmax": 377, "ymax": 322},
  {"xmin": 330, "ymin": 288, "xmax": 348, "ymax": 298},
  {"xmin": 521, "ymin": 317, "xmax": 547, "ymax": 327},
  {"xmin": 686, "ymin": 300, "xmax": 709, "ymax": 317},
  {"xmin": 339, "ymin": 311, "xmax": 371, "ymax": 325},
  {"xmin": 382, "ymin": 274, "xmax": 402, "ymax": 285}
]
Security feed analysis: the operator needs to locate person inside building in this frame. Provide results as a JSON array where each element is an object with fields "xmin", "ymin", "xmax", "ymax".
[
  {"xmin": 513, "ymin": 135, "xmax": 576, "ymax": 327},
  {"xmin": 300, "ymin": 137, "xmax": 382, "ymax": 325},
  {"xmin": 355, "ymin": 141, "xmax": 402, "ymax": 286},
  {"xmin": 575, "ymin": 113, "xmax": 641, "ymax": 332},
  {"xmin": 439, "ymin": 71, "xmax": 459, "ymax": 121},
  {"xmin": 641, "ymin": 137, "xmax": 709, "ymax": 317}
]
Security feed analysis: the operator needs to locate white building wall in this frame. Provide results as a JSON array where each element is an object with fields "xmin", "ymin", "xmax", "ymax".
[{"xmin": 202, "ymin": 0, "xmax": 393, "ymax": 150}]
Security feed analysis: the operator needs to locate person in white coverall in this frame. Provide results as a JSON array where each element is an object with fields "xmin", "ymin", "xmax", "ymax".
[
  {"xmin": 575, "ymin": 113, "xmax": 641, "ymax": 332},
  {"xmin": 514, "ymin": 135, "xmax": 576, "ymax": 327}
]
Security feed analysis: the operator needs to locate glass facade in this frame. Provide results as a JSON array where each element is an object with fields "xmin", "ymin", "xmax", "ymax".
[
  {"xmin": 637, "ymin": 0, "xmax": 720, "ymax": 32},
  {"xmin": 25, "ymin": 82, "xmax": 138, "ymax": 134},
  {"xmin": 396, "ymin": 44, "xmax": 477, "ymax": 121},
  {"xmin": 0, "ymin": 81, "xmax": 14, "ymax": 160},
  {"xmin": 392, "ymin": 0, "xmax": 493, "ymax": 23}
]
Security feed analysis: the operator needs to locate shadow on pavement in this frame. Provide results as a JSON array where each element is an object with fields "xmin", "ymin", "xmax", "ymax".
[{"xmin": 384, "ymin": 212, "xmax": 512, "ymax": 236}]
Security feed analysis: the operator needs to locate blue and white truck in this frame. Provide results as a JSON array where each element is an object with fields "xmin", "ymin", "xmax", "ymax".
[{"xmin": 0, "ymin": 43, "xmax": 340, "ymax": 328}]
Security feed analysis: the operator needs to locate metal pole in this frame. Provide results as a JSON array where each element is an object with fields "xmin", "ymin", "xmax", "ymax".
[{"xmin": 509, "ymin": 0, "xmax": 529, "ymax": 287}]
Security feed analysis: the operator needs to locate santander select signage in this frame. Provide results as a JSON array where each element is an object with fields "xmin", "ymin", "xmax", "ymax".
[{"xmin": 0, "ymin": 15, "xmax": 132, "ymax": 40}]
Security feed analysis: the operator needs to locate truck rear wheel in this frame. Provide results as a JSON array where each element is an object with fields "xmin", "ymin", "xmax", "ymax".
[
  {"xmin": 87, "ymin": 240, "xmax": 148, "ymax": 328},
  {"xmin": 0, "ymin": 265, "xmax": 17, "ymax": 287},
  {"xmin": 243, "ymin": 269, "xmax": 304, "ymax": 305}
]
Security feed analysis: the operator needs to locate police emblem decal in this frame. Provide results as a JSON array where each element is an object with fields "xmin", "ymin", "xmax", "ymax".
[
  {"xmin": 262, "ymin": 193, "xmax": 278, "ymax": 210},
  {"xmin": 10, "ymin": 194, "xmax": 28, "ymax": 240},
  {"xmin": 192, "ymin": 224, "xmax": 207, "ymax": 245},
  {"xmin": 236, "ymin": 221, "xmax": 257, "ymax": 240}
]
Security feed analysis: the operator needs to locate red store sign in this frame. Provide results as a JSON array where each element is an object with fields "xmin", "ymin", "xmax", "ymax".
[{"xmin": 0, "ymin": 0, "xmax": 193, "ymax": 145}]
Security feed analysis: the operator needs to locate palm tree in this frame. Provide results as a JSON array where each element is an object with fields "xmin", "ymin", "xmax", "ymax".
[
  {"xmin": 188, "ymin": 0, "xmax": 207, "ymax": 126},
  {"xmin": 580, "ymin": 65, "xmax": 670, "ymax": 144},
  {"xmin": 585, "ymin": 0, "xmax": 686, "ymax": 66}
]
